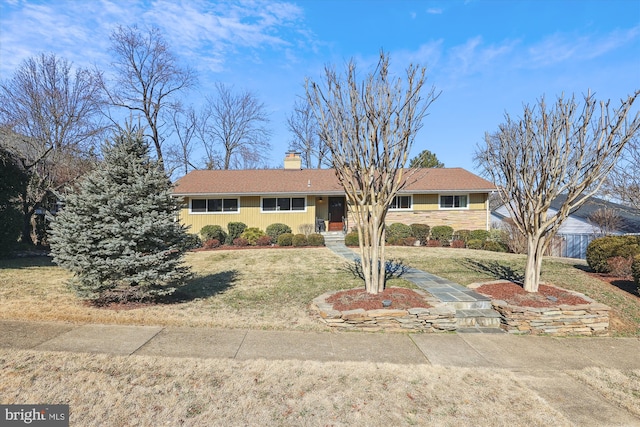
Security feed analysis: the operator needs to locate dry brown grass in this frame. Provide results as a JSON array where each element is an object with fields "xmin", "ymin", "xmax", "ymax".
[
  {"xmin": 568, "ymin": 367, "xmax": 640, "ymax": 418},
  {"xmin": 2, "ymin": 246, "xmax": 639, "ymax": 335},
  {"xmin": 0, "ymin": 249, "xmax": 411, "ymax": 331},
  {"xmin": 0, "ymin": 348, "xmax": 571, "ymax": 426}
]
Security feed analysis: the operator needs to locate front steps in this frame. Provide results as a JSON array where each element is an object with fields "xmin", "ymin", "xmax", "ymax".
[{"xmin": 321, "ymin": 231, "xmax": 346, "ymax": 245}]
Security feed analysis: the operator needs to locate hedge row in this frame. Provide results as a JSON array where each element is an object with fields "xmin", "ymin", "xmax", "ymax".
[
  {"xmin": 345, "ymin": 223, "xmax": 509, "ymax": 253},
  {"xmin": 197, "ymin": 222, "xmax": 325, "ymax": 248}
]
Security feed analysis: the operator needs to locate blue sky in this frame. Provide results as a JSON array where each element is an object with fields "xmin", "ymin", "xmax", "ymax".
[{"xmin": 1, "ymin": 0, "xmax": 639, "ymax": 176}]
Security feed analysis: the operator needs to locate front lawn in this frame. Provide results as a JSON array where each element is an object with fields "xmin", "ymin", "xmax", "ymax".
[{"xmin": 1, "ymin": 246, "xmax": 638, "ymax": 335}]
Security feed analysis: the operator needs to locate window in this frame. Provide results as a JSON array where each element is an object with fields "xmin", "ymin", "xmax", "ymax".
[
  {"xmin": 191, "ymin": 198, "xmax": 239, "ymax": 213},
  {"xmin": 440, "ymin": 195, "xmax": 468, "ymax": 209},
  {"xmin": 390, "ymin": 195, "xmax": 412, "ymax": 210},
  {"xmin": 262, "ymin": 197, "xmax": 306, "ymax": 212}
]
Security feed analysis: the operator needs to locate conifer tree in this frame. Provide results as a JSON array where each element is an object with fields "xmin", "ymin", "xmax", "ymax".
[
  {"xmin": 0, "ymin": 146, "xmax": 28, "ymax": 258},
  {"xmin": 50, "ymin": 129, "xmax": 191, "ymax": 302}
]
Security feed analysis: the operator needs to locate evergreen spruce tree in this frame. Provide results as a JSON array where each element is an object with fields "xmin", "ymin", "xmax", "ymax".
[
  {"xmin": 0, "ymin": 146, "xmax": 28, "ymax": 258},
  {"xmin": 50, "ymin": 129, "xmax": 191, "ymax": 302}
]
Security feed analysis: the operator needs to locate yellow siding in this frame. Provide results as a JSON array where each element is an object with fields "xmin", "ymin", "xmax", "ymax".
[
  {"xmin": 179, "ymin": 193, "xmax": 490, "ymax": 235},
  {"xmin": 180, "ymin": 196, "xmax": 319, "ymax": 235}
]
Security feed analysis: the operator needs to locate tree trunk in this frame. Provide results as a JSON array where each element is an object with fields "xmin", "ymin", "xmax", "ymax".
[
  {"xmin": 359, "ymin": 205, "xmax": 386, "ymax": 294},
  {"xmin": 523, "ymin": 234, "xmax": 545, "ymax": 292}
]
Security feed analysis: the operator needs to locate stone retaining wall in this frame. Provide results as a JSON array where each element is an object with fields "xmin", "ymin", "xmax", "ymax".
[
  {"xmin": 310, "ymin": 289, "xmax": 457, "ymax": 332},
  {"xmin": 468, "ymin": 281, "xmax": 610, "ymax": 336}
]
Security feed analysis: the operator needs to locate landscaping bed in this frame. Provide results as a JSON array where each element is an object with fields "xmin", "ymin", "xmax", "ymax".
[
  {"xmin": 311, "ymin": 287, "xmax": 457, "ymax": 332},
  {"xmin": 469, "ymin": 280, "xmax": 611, "ymax": 336}
]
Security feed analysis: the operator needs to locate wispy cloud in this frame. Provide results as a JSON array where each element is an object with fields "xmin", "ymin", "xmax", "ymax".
[
  {"xmin": 426, "ymin": 8, "xmax": 443, "ymax": 15},
  {"xmin": 0, "ymin": 0, "xmax": 313, "ymax": 76},
  {"xmin": 525, "ymin": 26, "xmax": 640, "ymax": 68}
]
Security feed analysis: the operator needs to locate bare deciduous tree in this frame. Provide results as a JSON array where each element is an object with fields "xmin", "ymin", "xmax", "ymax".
[
  {"xmin": 306, "ymin": 52, "xmax": 438, "ymax": 294},
  {"xmin": 602, "ymin": 136, "xmax": 640, "ymax": 209},
  {"xmin": 0, "ymin": 53, "xmax": 105, "ymax": 244},
  {"xmin": 287, "ymin": 99, "xmax": 330, "ymax": 168},
  {"xmin": 168, "ymin": 106, "xmax": 199, "ymax": 176},
  {"xmin": 199, "ymin": 83, "xmax": 271, "ymax": 170},
  {"xmin": 476, "ymin": 91, "xmax": 640, "ymax": 293},
  {"xmin": 104, "ymin": 25, "xmax": 197, "ymax": 169},
  {"xmin": 587, "ymin": 207, "xmax": 622, "ymax": 236}
]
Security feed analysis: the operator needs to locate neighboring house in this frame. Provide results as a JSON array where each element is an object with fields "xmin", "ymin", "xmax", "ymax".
[
  {"xmin": 173, "ymin": 152, "xmax": 497, "ymax": 236},
  {"xmin": 492, "ymin": 195, "xmax": 640, "ymax": 259}
]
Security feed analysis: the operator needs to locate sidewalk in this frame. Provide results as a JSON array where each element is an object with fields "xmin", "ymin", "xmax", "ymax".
[
  {"xmin": 2, "ymin": 320, "xmax": 639, "ymax": 426},
  {"xmin": 1, "ymin": 319, "xmax": 638, "ymax": 369}
]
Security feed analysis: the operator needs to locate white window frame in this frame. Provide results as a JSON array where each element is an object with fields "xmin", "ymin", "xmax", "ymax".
[
  {"xmin": 389, "ymin": 195, "xmax": 412, "ymax": 211},
  {"xmin": 261, "ymin": 196, "xmax": 307, "ymax": 213},
  {"xmin": 439, "ymin": 194, "xmax": 469, "ymax": 210},
  {"xmin": 190, "ymin": 198, "xmax": 240, "ymax": 214}
]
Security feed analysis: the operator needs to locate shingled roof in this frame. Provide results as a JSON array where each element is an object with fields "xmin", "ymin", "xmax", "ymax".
[{"xmin": 173, "ymin": 167, "xmax": 496, "ymax": 196}]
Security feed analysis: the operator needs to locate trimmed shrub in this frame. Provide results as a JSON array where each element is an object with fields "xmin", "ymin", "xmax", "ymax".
[
  {"xmin": 255, "ymin": 235, "xmax": 273, "ymax": 246},
  {"xmin": 277, "ymin": 233, "xmax": 294, "ymax": 247},
  {"xmin": 203, "ymin": 239, "xmax": 221, "ymax": 249},
  {"xmin": 632, "ymin": 254, "xmax": 640, "ymax": 288},
  {"xmin": 266, "ymin": 223, "xmax": 292, "ymax": 243},
  {"xmin": 298, "ymin": 223, "xmax": 314, "ymax": 236},
  {"xmin": 606, "ymin": 256, "xmax": 634, "ymax": 277},
  {"xmin": 233, "ymin": 237, "xmax": 250, "ymax": 246},
  {"xmin": 241, "ymin": 227, "xmax": 266, "ymax": 245},
  {"xmin": 489, "ymin": 228, "xmax": 509, "ymax": 244},
  {"xmin": 410, "ymin": 224, "xmax": 430, "ymax": 245},
  {"xmin": 586, "ymin": 235, "xmax": 640, "ymax": 273},
  {"xmin": 386, "ymin": 223, "xmax": 412, "ymax": 243},
  {"xmin": 431, "ymin": 225, "xmax": 454, "ymax": 243},
  {"xmin": 403, "ymin": 237, "xmax": 418, "ymax": 247},
  {"xmin": 467, "ymin": 239, "xmax": 484, "ymax": 250},
  {"xmin": 292, "ymin": 233, "xmax": 308, "ymax": 247},
  {"xmin": 426, "ymin": 239, "xmax": 441, "ymax": 247},
  {"xmin": 307, "ymin": 233, "xmax": 325, "ymax": 246},
  {"xmin": 483, "ymin": 240, "xmax": 508, "ymax": 253},
  {"xmin": 226, "ymin": 222, "xmax": 247, "ymax": 245},
  {"xmin": 181, "ymin": 234, "xmax": 202, "ymax": 251},
  {"xmin": 469, "ymin": 229, "xmax": 490, "ymax": 241},
  {"xmin": 200, "ymin": 225, "xmax": 227, "ymax": 243},
  {"xmin": 451, "ymin": 239, "xmax": 465, "ymax": 249},
  {"xmin": 454, "ymin": 230, "xmax": 471, "ymax": 243},
  {"xmin": 345, "ymin": 232, "xmax": 359, "ymax": 246}
]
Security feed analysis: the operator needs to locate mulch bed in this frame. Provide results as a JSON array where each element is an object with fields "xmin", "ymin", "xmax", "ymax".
[
  {"xmin": 474, "ymin": 281, "xmax": 589, "ymax": 308},
  {"xmin": 326, "ymin": 287, "xmax": 431, "ymax": 311}
]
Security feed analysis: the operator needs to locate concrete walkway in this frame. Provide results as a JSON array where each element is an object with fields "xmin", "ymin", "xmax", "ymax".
[{"xmin": 1, "ymin": 320, "xmax": 640, "ymax": 426}]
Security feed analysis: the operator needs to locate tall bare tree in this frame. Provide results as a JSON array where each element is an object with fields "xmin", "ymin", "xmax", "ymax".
[
  {"xmin": 104, "ymin": 25, "xmax": 197, "ymax": 169},
  {"xmin": 199, "ymin": 83, "xmax": 271, "ymax": 170},
  {"xmin": 602, "ymin": 135, "xmax": 640, "ymax": 209},
  {"xmin": 476, "ymin": 91, "xmax": 640, "ymax": 293},
  {"xmin": 287, "ymin": 98, "xmax": 330, "ymax": 168},
  {"xmin": 0, "ymin": 53, "xmax": 105, "ymax": 244},
  {"xmin": 168, "ymin": 106, "xmax": 199, "ymax": 176},
  {"xmin": 306, "ymin": 52, "xmax": 438, "ymax": 294}
]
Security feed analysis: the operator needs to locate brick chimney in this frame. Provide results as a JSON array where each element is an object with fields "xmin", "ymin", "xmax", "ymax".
[{"xmin": 284, "ymin": 151, "xmax": 302, "ymax": 170}]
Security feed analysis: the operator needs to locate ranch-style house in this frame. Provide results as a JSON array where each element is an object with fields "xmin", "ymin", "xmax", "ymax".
[{"xmin": 173, "ymin": 152, "xmax": 497, "ymax": 236}]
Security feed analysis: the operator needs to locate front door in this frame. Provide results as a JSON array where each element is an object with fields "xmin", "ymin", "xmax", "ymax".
[{"xmin": 328, "ymin": 197, "xmax": 345, "ymax": 231}]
